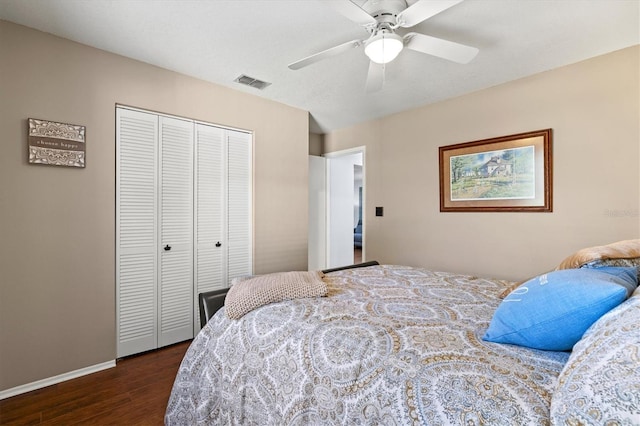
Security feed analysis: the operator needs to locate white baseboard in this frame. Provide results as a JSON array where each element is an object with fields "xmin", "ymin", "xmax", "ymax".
[{"xmin": 0, "ymin": 360, "xmax": 116, "ymax": 401}]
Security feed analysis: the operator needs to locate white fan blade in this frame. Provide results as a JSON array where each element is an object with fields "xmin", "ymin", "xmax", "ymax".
[
  {"xmin": 366, "ymin": 61, "xmax": 384, "ymax": 93},
  {"xmin": 404, "ymin": 32, "xmax": 478, "ymax": 64},
  {"xmin": 288, "ymin": 39, "xmax": 363, "ymax": 70},
  {"xmin": 325, "ymin": 0, "xmax": 377, "ymax": 27},
  {"xmin": 396, "ymin": 0, "xmax": 463, "ymax": 28}
]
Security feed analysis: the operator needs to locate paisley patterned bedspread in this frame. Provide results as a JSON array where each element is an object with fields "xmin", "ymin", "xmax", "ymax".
[{"xmin": 165, "ymin": 265, "xmax": 569, "ymax": 425}]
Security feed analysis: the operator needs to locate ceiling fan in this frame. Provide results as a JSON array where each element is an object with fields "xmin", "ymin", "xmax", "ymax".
[{"xmin": 288, "ymin": 0, "xmax": 479, "ymax": 92}]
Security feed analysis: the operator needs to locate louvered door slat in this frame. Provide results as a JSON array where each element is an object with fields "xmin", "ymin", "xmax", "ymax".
[
  {"xmin": 116, "ymin": 108, "xmax": 158, "ymax": 357},
  {"xmin": 227, "ymin": 130, "xmax": 252, "ymax": 285},
  {"xmin": 193, "ymin": 124, "xmax": 225, "ymax": 332},
  {"xmin": 159, "ymin": 116, "xmax": 194, "ymax": 347}
]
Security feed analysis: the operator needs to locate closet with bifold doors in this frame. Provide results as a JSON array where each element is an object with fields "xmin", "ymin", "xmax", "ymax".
[{"xmin": 116, "ymin": 106, "xmax": 252, "ymax": 358}]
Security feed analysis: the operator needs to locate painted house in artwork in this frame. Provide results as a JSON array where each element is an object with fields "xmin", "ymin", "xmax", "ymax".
[{"xmin": 480, "ymin": 156, "xmax": 513, "ymax": 177}]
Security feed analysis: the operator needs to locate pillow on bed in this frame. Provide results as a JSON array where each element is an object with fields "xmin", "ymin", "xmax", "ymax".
[
  {"xmin": 580, "ymin": 257, "xmax": 640, "ymax": 281},
  {"xmin": 483, "ymin": 267, "xmax": 638, "ymax": 351},
  {"xmin": 498, "ymin": 275, "xmax": 541, "ymax": 299},
  {"xmin": 225, "ymin": 271, "xmax": 327, "ymax": 319},
  {"xmin": 550, "ymin": 295, "xmax": 640, "ymax": 424},
  {"xmin": 556, "ymin": 239, "xmax": 640, "ymax": 269},
  {"xmin": 499, "ymin": 240, "xmax": 640, "ymax": 299}
]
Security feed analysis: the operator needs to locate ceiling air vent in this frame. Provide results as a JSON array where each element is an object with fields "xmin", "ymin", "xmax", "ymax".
[{"xmin": 234, "ymin": 74, "xmax": 271, "ymax": 90}]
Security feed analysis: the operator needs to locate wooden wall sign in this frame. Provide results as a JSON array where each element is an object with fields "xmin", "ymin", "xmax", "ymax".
[{"xmin": 28, "ymin": 118, "xmax": 86, "ymax": 168}]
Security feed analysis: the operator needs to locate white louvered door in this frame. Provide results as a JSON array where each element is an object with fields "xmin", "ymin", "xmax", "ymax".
[
  {"xmin": 116, "ymin": 109, "xmax": 158, "ymax": 357},
  {"xmin": 159, "ymin": 117, "xmax": 194, "ymax": 347},
  {"xmin": 194, "ymin": 123, "xmax": 225, "ymax": 333},
  {"xmin": 227, "ymin": 130, "xmax": 253, "ymax": 285},
  {"xmin": 117, "ymin": 107, "xmax": 253, "ymax": 355}
]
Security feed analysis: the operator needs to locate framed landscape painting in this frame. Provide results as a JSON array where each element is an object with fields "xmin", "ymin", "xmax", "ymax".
[{"xmin": 439, "ymin": 129, "xmax": 552, "ymax": 212}]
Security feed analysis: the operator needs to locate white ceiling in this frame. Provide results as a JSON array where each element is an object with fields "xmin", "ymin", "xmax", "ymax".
[{"xmin": 0, "ymin": 0, "xmax": 638, "ymax": 133}]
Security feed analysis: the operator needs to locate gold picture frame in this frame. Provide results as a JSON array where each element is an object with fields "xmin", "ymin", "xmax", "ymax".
[{"xmin": 439, "ymin": 129, "xmax": 552, "ymax": 212}]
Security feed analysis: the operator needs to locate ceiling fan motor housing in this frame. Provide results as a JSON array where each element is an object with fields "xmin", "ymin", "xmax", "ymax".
[{"xmin": 361, "ymin": 0, "xmax": 407, "ymax": 25}]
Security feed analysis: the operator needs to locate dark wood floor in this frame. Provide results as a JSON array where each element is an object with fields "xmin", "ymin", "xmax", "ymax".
[
  {"xmin": 354, "ymin": 248, "xmax": 362, "ymax": 264},
  {"xmin": 0, "ymin": 340, "xmax": 191, "ymax": 425}
]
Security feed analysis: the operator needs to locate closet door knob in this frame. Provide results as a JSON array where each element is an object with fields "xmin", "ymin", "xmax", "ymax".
[
  {"xmin": 164, "ymin": 245, "xmax": 172, "ymax": 251},
  {"xmin": 215, "ymin": 242, "xmax": 222, "ymax": 247}
]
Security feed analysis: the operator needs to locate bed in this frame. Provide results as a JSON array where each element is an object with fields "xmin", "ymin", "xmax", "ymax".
[{"xmin": 166, "ymin": 241, "xmax": 640, "ymax": 425}]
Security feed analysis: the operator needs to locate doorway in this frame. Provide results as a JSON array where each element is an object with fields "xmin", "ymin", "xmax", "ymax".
[
  {"xmin": 325, "ymin": 147, "xmax": 365, "ymax": 269},
  {"xmin": 308, "ymin": 147, "xmax": 366, "ymax": 271}
]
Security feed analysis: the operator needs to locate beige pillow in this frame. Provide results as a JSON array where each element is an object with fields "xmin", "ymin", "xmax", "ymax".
[
  {"xmin": 556, "ymin": 239, "xmax": 640, "ymax": 270},
  {"xmin": 225, "ymin": 271, "xmax": 327, "ymax": 319}
]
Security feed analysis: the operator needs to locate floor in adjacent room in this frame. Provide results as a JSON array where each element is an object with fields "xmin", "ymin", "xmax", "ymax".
[
  {"xmin": 0, "ymin": 340, "xmax": 191, "ymax": 425},
  {"xmin": 354, "ymin": 247, "xmax": 362, "ymax": 264}
]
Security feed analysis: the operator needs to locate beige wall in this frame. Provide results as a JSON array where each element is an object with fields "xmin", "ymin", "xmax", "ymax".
[
  {"xmin": 0, "ymin": 21, "xmax": 309, "ymax": 391},
  {"xmin": 309, "ymin": 132, "xmax": 324, "ymax": 156},
  {"xmin": 326, "ymin": 46, "xmax": 640, "ymax": 281}
]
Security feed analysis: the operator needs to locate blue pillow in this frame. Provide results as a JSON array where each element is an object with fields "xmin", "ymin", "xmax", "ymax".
[{"xmin": 483, "ymin": 267, "xmax": 638, "ymax": 351}]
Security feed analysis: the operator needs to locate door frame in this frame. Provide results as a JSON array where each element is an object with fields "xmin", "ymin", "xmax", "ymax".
[{"xmin": 324, "ymin": 146, "xmax": 366, "ymax": 268}]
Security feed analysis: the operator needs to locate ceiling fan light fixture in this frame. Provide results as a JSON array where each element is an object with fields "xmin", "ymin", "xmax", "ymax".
[{"xmin": 365, "ymin": 31, "xmax": 403, "ymax": 64}]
